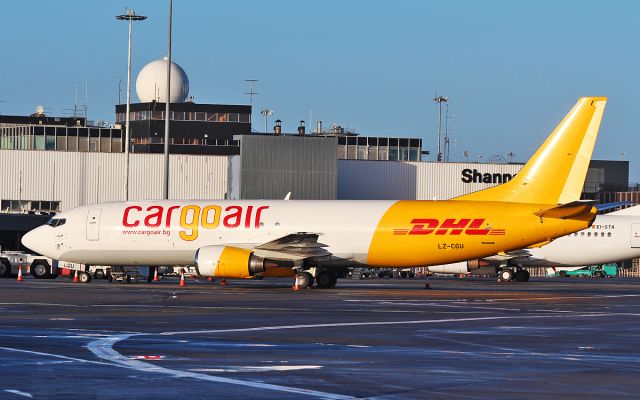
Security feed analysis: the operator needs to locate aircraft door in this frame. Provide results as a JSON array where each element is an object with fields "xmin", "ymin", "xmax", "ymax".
[
  {"xmin": 631, "ymin": 224, "xmax": 640, "ymax": 248},
  {"xmin": 86, "ymin": 209, "xmax": 101, "ymax": 241}
]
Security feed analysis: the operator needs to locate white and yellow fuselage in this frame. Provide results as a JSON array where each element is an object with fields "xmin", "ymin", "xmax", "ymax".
[{"xmin": 26, "ymin": 199, "xmax": 594, "ymax": 268}]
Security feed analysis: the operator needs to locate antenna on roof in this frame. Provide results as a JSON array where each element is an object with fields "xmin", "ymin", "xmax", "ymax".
[{"xmin": 244, "ymin": 79, "xmax": 259, "ymax": 106}]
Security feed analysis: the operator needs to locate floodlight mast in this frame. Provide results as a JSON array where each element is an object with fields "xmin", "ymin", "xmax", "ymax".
[
  {"xmin": 261, "ymin": 108, "xmax": 274, "ymax": 133},
  {"xmin": 116, "ymin": 9, "xmax": 147, "ymax": 201},
  {"xmin": 433, "ymin": 94, "xmax": 449, "ymax": 162}
]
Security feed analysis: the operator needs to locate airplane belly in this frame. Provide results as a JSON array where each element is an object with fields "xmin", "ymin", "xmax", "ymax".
[{"xmin": 59, "ymin": 249, "xmax": 195, "ymax": 266}]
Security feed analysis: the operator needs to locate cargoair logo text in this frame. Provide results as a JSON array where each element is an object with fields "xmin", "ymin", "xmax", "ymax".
[
  {"xmin": 122, "ymin": 204, "xmax": 269, "ymax": 242},
  {"xmin": 393, "ymin": 218, "xmax": 506, "ymax": 236}
]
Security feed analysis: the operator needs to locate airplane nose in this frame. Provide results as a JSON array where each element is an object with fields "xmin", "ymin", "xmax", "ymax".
[{"xmin": 22, "ymin": 226, "xmax": 49, "ymax": 255}]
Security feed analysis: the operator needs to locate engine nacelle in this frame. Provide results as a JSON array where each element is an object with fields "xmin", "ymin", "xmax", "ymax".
[
  {"xmin": 194, "ymin": 245, "xmax": 266, "ymax": 278},
  {"xmin": 427, "ymin": 259, "xmax": 493, "ymax": 274}
]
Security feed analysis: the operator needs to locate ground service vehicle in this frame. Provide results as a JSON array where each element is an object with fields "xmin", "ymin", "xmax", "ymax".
[
  {"xmin": 556, "ymin": 264, "xmax": 618, "ymax": 278},
  {"xmin": 0, "ymin": 250, "xmax": 54, "ymax": 279}
]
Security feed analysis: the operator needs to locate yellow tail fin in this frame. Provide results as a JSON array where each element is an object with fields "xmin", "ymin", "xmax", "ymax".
[{"xmin": 455, "ymin": 97, "xmax": 606, "ymax": 205}]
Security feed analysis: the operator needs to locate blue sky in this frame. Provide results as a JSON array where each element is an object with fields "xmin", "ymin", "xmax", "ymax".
[{"xmin": 1, "ymin": 1, "xmax": 638, "ymax": 179}]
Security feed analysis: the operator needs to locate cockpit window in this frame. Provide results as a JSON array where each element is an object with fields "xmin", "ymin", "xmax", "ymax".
[{"xmin": 46, "ymin": 218, "xmax": 66, "ymax": 227}]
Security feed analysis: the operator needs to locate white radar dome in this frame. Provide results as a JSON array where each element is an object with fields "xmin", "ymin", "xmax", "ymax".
[{"xmin": 136, "ymin": 58, "xmax": 189, "ymax": 103}]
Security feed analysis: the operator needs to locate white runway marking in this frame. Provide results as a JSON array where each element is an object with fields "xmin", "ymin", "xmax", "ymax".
[
  {"xmin": 4, "ymin": 389, "xmax": 33, "ymax": 398},
  {"xmin": 378, "ymin": 301, "xmax": 519, "ymax": 311},
  {"xmin": 157, "ymin": 313, "xmax": 614, "ymax": 336},
  {"xmin": 87, "ymin": 335, "xmax": 354, "ymax": 400},
  {"xmin": 0, "ymin": 346, "xmax": 115, "ymax": 367},
  {"xmin": 86, "ymin": 312, "xmax": 621, "ymax": 399},
  {"xmin": 489, "ymin": 294, "xmax": 640, "ymax": 302},
  {"xmin": 190, "ymin": 365, "xmax": 323, "ymax": 373}
]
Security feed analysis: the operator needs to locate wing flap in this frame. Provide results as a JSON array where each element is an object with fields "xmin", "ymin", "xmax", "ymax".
[{"xmin": 255, "ymin": 232, "xmax": 331, "ymax": 258}]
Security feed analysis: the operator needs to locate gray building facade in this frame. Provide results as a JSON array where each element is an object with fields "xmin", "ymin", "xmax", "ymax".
[{"xmin": 228, "ymin": 135, "xmax": 338, "ymax": 200}]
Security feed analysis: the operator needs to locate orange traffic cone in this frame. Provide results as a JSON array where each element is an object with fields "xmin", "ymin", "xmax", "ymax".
[
  {"xmin": 17, "ymin": 266, "xmax": 23, "ymax": 282},
  {"xmin": 207, "ymin": 277, "xmax": 214, "ymax": 282},
  {"xmin": 292, "ymin": 275, "xmax": 300, "ymax": 291},
  {"xmin": 73, "ymin": 270, "xmax": 79, "ymax": 283},
  {"xmin": 179, "ymin": 272, "xmax": 185, "ymax": 287},
  {"xmin": 153, "ymin": 268, "xmax": 159, "ymax": 282},
  {"xmin": 220, "ymin": 279, "xmax": 227, "ymax": 286}
]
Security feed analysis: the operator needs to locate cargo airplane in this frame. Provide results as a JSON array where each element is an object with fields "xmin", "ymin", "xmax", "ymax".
[
  {"xmin": 22, "ymin": 97, "xmax": 607, "ymax": 289},
  {"xmin": 428, "ymin": 204, "xmax": 640, "ymax": 281}
]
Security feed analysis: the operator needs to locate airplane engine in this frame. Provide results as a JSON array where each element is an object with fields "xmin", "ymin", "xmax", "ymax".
[
  {"xmin": 194, "ymin": 245, "xmax": 267, "ymax": 278},
  {"xmin": 427, "ymin": 260, "xmax": 492, "ymax": 274}
]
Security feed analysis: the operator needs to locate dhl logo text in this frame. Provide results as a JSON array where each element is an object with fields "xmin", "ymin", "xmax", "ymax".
[
  {"xmin": 393, "ymin": 218, "xmax": 506, "ymax": 236},
  {"xmin": 122, "ymin": 204, "xmax": 269, "ymax": 241}
]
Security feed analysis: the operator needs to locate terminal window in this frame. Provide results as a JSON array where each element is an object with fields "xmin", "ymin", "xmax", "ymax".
[{"xmin": 1, "ymin": 200, "xmax": 60, "ymax": 213}]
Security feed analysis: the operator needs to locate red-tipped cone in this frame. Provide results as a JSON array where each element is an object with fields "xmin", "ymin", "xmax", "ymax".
[
  {"xmin": 179, "ymin": 272, "xmax": 185, "ymax": 287},
  {"xmin": 292, "ymin": 275, "xmax": 300, "ymax": 291},
  {"xmin": 73, "ymin": 270, "xmax": 79, "ymax": 283},
  {"xmin": 153, "ymin": 268, "xmax": 159, "ymax": 282},
  {"xmin": 17, "ymin": 266, "xmax": 23, "ymax": 282},
  {"xmin": 207, "ymin": 277, "xmax": 214, "ymax": 282},
  {"xmin": 220, "ymin": 279, "xmax": 227, "ymax": 286}
]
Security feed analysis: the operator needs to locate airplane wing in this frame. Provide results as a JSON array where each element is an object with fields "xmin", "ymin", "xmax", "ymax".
[{"xmin": 252, "ymin": 232, "xmax": 332, "ymax": 260}]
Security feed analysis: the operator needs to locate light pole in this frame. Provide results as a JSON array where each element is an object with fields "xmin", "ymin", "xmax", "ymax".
[
  {"xmin": 433, "ymin": 95, "xmax": 449, "ymax": 162},
  {"xmin": 116, "ymin": 9, "xmax": 147, "ymax": 201},
  {"xmin": 260, "ymin": 109, "xmax": 273, "ymax": 133},
  {"xmin": 163, "ymin": 0, "xmax": 173, "ymax": 200},
  {"xmin": 444, "ymin": 103, "xmax": 456, "ymax": 162}
]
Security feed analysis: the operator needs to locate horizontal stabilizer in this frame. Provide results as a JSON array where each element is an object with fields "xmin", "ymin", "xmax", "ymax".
[{"xmin": 534, "ymin": 200, "xmax": 596, "ymax": 219}]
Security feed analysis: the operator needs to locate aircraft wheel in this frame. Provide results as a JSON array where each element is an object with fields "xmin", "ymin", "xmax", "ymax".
[
  {"xmin": 296, "ymin": 272, "xmax": 313, "ymax": 289},
  {"xmin": 329, "ymin": 272, "xmax": 338, "ymax": 287},
  {"xmin": 316, "ymin": 271, "xmax": 331, "ymax": 288},
  {"xmin": 594, "ymin": 271, "xmax": 604, "ymax": 278},
  {"xmin": 498, "ymin": 269, "xmax": 514, "ymax": 282},
  {"xmin": 514, "ymin": 269, "xmax": 527, "ymax": 282},
  {"xmin": 79, "ymin": 272, "xmax": 92, "ymax": 284},
  {"xmin": 95, "ymin": 269, "xmax": 105, "ymax": 279},
  {"xmin": 316, "ymin": 271, "xmax": 337, "ymax": 289},
  {"xmin": 0, "ymin": 259, "xmax": 10, "ymax": 277},
  {"xmin": 523, "ymin": 270, "xmax": 530, "ymax": 282}
]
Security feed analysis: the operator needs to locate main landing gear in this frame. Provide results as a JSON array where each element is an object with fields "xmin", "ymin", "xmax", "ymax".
[
  {"xmin": 497, "ymin": 266, "xmax": 530, "ymax": 282},
  {"xmin": 294, "ymin": 268, "xmax": 338, "ymax": 289}
]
